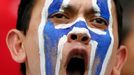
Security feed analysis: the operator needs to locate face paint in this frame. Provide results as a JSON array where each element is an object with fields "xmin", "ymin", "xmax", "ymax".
[
  {"xmin": 38, "ymin": 0, "xmax": 114, "ymax": 75},
  {"xmin": 89, "ymin": 0, "xmax": 113, "ymax": 75}
]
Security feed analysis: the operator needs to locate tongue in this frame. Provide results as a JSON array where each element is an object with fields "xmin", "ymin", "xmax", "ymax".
[{"xmin": 66, "ymin": 57, "xmax": 85, "ymax": 75}]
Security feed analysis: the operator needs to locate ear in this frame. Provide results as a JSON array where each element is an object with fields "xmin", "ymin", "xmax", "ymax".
[
  {"xmin": 112, "ymin": 45, "xmax": 127, "ymax": 75},
  {"xmin": 6, "ymin": 29, "xmax": 26, "ymax": 63}
]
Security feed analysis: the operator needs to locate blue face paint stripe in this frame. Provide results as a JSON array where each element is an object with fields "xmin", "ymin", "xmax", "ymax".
[
  {"xmin": 45, "ymin": 0, "xmax": 64, "ymax": 74},
  {"xmin": 44, "ymin": 20, "xmax": 70, "ymax": 75},
  {"xmin": 97, "ymin": 0, "xmax": 110, "ymax": 21},
  {"xmin": 89, "ymin": 30, "xmax": 111, "ymax": 75},
  {"xmin": 48, "ymin": 0, "xmax": 64, "ymax": 16},
  {"xmin": 44, "ymin": 22, "xmax": 55, "ymax": 75}
]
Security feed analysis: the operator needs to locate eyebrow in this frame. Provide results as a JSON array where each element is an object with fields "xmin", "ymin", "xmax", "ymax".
[
  {"xmin": 86, "ymin": 7, "xmax": 100, "ymax": 14},
  {"xmin": 61, "ymin": 4, "xmax": 100, "ymax": 14}
]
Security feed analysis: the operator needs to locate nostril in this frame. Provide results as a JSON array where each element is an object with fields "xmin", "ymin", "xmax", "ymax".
[
  {"xmin": 81, "ymin": 35, "xmax": 89, "ymax": 42},
  {"xmin": 81, "ymin": 34, "xmax": 90, "ymax": 44},
  {"xmin": 68, "ymin": 33, "xmax": 90, "ymax": 44},
  {"xmin": 71, "ymin": 34, "xmax": 77, "ymax": 40}
]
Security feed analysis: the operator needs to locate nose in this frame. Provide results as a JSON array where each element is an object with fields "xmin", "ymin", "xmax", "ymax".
[{"xmin": 68, "ymin": 33, "xmax": 90, "ymax": 45}]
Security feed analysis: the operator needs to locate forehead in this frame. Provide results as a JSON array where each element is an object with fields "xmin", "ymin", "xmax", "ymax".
[
  {"xmin": 32, "ymin": 0, "xmax": 116, "ymax": 20},
  {"xmin": 34, "ymin": 0, "xmax": 115, "ymax": 13},
  {"xmin": 47, "ymin": 0, "xmax": 112, "ymax": 11},
  {"xmin": 56, "ymin": 0, "xmax": 93, "ymax": 8}
]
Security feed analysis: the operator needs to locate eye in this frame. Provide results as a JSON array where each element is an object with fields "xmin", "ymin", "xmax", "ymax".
[
  {"xmin": 90, "ymin": 17, "xmax": 108, "ymax": 29},
  {"xmin": 48, "ymin": 12, "xmax": 70, "ymax": 25},
  {"xmin": 91, "ymin": 17, "xmax": 108, "ymax": 26},
  {"xmin": 49, "ymin": 13, "xmax": 69, "ymax": 19}
]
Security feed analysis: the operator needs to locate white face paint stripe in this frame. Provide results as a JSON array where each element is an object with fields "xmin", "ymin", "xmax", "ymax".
[
  {"xmin": 88, "ymin": 40, "xmax": 98, "ymax": 75},
  {"xmin": 59, "ymin": 0, "xmax": 71, "ymax": 12},
  {"xmin": 67, "ymin": 27, "xmax": 91, "ymax": 37},
  {"xmin": 55, "ymin": 35, "xmax": 67, "ymax": 75},
  {"xmin": 87, "ymin": 26, "xmax": 107, "ymax": 35},
  {"xmin": 92, "ymin": 0, "xmax": 101, "ymax": 16},
  {"xmin": 38, "ymin": 0, "xmax": 53, "ymax": 75},
  {"xmin": 100, "ymin": 0, "xmax": 114, "ymax": 75}
]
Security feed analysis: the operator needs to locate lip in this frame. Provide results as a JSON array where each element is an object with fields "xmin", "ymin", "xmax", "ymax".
[{"xmin": 65, "ymin": 46, "xmax": 89, "ymax": 74}]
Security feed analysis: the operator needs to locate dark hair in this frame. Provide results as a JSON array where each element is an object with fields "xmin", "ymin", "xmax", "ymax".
[
  {"xmin": 16, "ymin": 0, "xmax": 35, "ymax": 35},
  {"xmin": 16, "ymin": 0, "xmax": 123, "ymax": 75},
  {"xmin": 114, "ymin": 0, "xmax": 123, "ymax": 45},
  {"xmin": 16, "ymin": 0, "xmax": 35, "ymax": 74}
]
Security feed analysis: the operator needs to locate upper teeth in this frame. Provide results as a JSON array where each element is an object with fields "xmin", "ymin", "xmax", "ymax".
[{"xmin": 72, "ymin": 55, "xmax": 83, "ymax": 59}]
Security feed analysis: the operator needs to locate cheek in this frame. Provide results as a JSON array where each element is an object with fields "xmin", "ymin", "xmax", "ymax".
[
  {"xmin": 43, "ymin": 21, "xmax": 69, "ymax": 73},
  {"xmin": 88, "ymin": 27, "xmax": 114, "ymax": 74},
  {"xmin": 24, "ymin": 22, "xmax": 40, "ymax": 59},
  {"xmin": 126, "ymin": 35, "xmax": 134, "ymax": 60},
  {"xmin": 23, "ymin": 28, "xmax": 41, "ymax": 74}
]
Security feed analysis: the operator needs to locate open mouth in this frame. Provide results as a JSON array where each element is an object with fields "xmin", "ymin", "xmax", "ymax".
[
  {"xmin": 66, "ymin": 57, "xmax": 85, "ymax": 75},
  {"xmin": 66, "ymin": 50, "xmax": 88, "ymax": 75}
]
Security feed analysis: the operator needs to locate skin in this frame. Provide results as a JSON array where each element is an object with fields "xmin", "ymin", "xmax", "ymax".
[
  {"xmin": 6, "ymin": 0, "xmax": 127, "ymax": 75},
  {"xmin": 122, "ymin": 13, "xmax": 134, "ymax": 75}
]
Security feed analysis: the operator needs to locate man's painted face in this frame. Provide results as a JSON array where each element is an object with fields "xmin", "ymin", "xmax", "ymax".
[{"xmin": 38, "ymin": 0, "xmax": 114, "ymax": 75}]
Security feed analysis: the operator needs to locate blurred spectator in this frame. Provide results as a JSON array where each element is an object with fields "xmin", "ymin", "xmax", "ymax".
[{"xmin": 121, "ymin": 0, "xmax": 134, "ymax": 75}]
